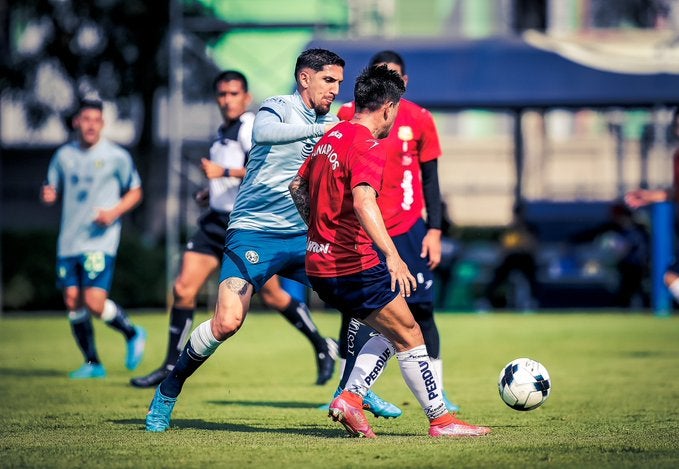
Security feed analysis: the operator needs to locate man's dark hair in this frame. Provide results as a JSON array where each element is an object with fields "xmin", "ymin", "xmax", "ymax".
[
  {"xmin": 78, "ymin": 98, "xmax": 103, "ymax": 112},
  {"xmin": 354, "ymin": 64, "xmax": 405, "ymax": 112},
  {"xmin": 212, "ymin": 70, "xmax": 248, "ymax": 93},
  {"xmin": 294, "ymin": 48, "xmax": 345, "ymax": 80},
  {"xmin": 369, "ymin": 50, "xmax": 406, "ymax": 75}
]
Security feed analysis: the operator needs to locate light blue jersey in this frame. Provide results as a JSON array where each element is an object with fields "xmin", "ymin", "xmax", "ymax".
[
  {"xmin": 228, "ymin": 91, "xmax": 339, "ymax": 234},
  {"xmin": 46, "ymin": 138, "xmax": 141, "ymax": 257}
]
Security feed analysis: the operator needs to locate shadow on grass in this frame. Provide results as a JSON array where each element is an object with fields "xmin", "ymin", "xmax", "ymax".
[
  {"xmin": 111, "ymin": 418, "xmax": 343, "ymax": 437},
  {"xmin": 208, "ymin": 400, "xmax": 323, "ymax": 409},
  {"xmin": 0, "ymin": 367, "xmax": 64, "ymax": 378}
]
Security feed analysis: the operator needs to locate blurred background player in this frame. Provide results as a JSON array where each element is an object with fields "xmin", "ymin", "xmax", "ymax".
[
  {"xmin": 332, "ymin": 50, "xmax": 459, "ymax": 413},
  {"xmin": 146, "ymin": 49, "xmax": 346, "ymax": 432},
  {"xmin": 130, "ymin": 70, "xmax": 337, "ymax": 388},
  {"xmin": 290, "ymin": 64, "xmax": 490, "ymax": 437},
  {"xmin": 40, "ymin": 98, "xmax": 146, "ymax": 379}
]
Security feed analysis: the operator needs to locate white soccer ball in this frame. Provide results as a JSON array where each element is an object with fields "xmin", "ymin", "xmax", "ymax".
[{"xmin": 498, "ymin": 358, "xmax": 551, "ymax": 411}]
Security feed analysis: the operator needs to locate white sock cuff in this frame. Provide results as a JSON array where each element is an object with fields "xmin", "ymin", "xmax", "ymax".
[
  {"xmin": 68, "ymin": 308, "xmax": 90, "ymax": 323},
  {"xmin": 101, "ymin": 299, "xmax": 118, "ymax": 322},
  {"xmin": 669, "ymin": 278, "xmax": 679, "ymax": 301},
  {"xmin": 396, "ymin": 344, "xmax": 429, "ymax": 362},
  {"xmin": 189, "ymin": 320, "xmax": 223, "ymax": 357}
]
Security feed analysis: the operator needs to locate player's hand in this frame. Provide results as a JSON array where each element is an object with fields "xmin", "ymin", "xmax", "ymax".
[
  {"xmin": 385, "ymin": 254, "xmax": 417, "ymax": 298},
  {"xmin": 193, "ymin": 188, "xmax": 209, "ymax": 208},
  {"xmin": 40, "ymin": 184, "xmax": 57, "ymax": 205},
  {"xmin": 625, "ymin": 189, "xmax": 667, "ymax": 209},
  {"xmin": 94, "ymin": 208, "xmax": 118, "ymax": 226},
  {"xmin": 201, "ymin": 158, "xmax": 227, "ymax": 179},
  {"xmin": 421, "ymin": 228, "xmax": 442, "ymax": 270}
]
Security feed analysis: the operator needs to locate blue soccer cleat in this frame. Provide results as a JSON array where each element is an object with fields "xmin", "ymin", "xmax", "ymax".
[
  {"xmin": 146, "ymin": 387, "xmax": 177, "ymax": 432},
  {"xmin": 69, "ymin": 362, "xmax": 107, "ymax": 379},
  {"xmin": 362, "ymin": 390, "xmax": 402, "ymax": 419},
  {"xmin": 125, "ymin": 326, "xmax": 147, "ymax": 371},
  {"xmin": 443, "ymin": 391, "xmax": 461, "ymax": 413}
]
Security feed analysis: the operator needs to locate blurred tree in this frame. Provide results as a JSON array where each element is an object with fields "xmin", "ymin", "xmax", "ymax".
[{"xmin": 0, "ymin": 0, "xmax": 170, "ymax": 151}]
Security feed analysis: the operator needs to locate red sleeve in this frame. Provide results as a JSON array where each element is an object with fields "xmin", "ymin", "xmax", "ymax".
[
  {"xmin": 348, "ymin": 141, "xmax": 386, "ymax": 193},
  {"xmin": 337, "ymin": 102, "xmax": 356, "ymax": 121},
  {"xmin": 417, "ymin": 108, "xmax": 442, "ymax": 163},
  {"xmin": 298, "ymin": 153, "xmax": 311, "ymax": 180}
]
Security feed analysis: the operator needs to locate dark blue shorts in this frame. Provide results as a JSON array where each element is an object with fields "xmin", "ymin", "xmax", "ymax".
[
  {"xmin": 391, "ymin": 218, "xmax": 434, "ymax": 304},
  {"xmin": 56, "ymin": 252, "xmax": 116, "ymax": 292},
  {"xmin": 186, "ymin": 209, "xmax": 230, "ymax": 259},
  {"xmin": 219, "ymin": 229, "xmax": 309, "ymax": 292},
  {"xmin": 309, "ymin": 263, "xmax": 399, "ymax": 320}
]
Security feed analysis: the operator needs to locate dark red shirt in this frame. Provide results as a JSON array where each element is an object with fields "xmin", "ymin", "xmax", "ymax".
[{"xmin": 298, "ymin": 121, "xmax": 387, "ymax": 277}]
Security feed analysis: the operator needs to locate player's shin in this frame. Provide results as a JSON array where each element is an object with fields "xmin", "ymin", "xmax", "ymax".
[
  {"xmin": 343, "ymin": 333, "xmax": 395, "ymax": 397},
  {"xmin": 396, "ymin": 345, "xmax": 448, "ymax": 421},
  {"xmin": 159, "ymin": 320, "xmax": 222, "ymax": 398}
]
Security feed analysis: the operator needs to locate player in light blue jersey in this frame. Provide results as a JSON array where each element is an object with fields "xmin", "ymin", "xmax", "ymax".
[
  {"xmin": 41, "ymin": 98, "xmax": 146, "ymax": 379},
  {"xmin": 146, "ymin": 49, "xmax": 348, "ymax": 432},
  {"xmin": 130, "ymin": 70, "xmax": 338, "ymax": 389}
]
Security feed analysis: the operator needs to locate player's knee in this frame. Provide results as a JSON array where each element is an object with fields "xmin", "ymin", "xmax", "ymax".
[
  {"xmin": 211, "ymin": 310, "xmax": 244, "ymax": 340},
  {"xmin": 173, "ymin": 278, "xmax": 199, "ymax": 306}
]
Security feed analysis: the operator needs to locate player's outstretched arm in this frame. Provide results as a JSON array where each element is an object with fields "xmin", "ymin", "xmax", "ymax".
[
  {"xmin": 352, "ymin": 183, "xmax": 416, "ymax": 297},
  {"xmin": 625, "ymin": 188, "xmax": 669, "ymax": 209}
]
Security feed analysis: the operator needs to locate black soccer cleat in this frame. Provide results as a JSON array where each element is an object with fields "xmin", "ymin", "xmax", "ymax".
[
  {"xmin": 315, "ymin": 338, "xmax": 338, "ymax": 385},
  {"xmin": 130, "ymin": 366, "xmax": 171, "ymax": 388}
]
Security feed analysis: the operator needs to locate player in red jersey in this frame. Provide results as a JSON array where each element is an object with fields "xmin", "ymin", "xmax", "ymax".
[
  {"xmin": 334, "ymin": 50, "xmax": 459, "ymax": 412},
  {"xmin": 290, "ymin": 64, "xmax": 490, "ymax": 438}
]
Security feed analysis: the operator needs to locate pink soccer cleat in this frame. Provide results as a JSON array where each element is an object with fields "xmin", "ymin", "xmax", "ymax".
[
  {"xmin": 428, "ymin": 414, "xmax": 491, "ymax": 437},
  {"xmin": 328, "ymin": 391, "xmax": 376, "ymax": 438}
]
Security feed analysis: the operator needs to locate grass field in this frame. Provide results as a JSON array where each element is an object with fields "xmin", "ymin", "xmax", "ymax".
[{"xmin": 1, "ymin": 310, "xmax": 678, "ymax": 468}]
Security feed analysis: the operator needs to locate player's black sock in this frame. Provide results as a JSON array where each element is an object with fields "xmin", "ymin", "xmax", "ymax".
[
  {"xmin": 338, "ymin": 317, "xmax": 378, "ymax": 389},
  {"xmin": 165, "ymin": 307, "xmax": 194, "ymax": 367},
  {"xmin": 160, "ymin": 342, "xmax": 207, "ymax": 398},
  {"xmin": 69, "ymin": 310, "xmax": 100, "ymax": 364},
  {"xmin": 103, "ymin": 301, "xmax": 136, "ymax": 340},
  {"xmin": 411, "ymin": 302, "xmax": 440, "ymax": 359},
  {"xmin": 279, "ymin": 299, "xmax": 326, "ymax": 352}
]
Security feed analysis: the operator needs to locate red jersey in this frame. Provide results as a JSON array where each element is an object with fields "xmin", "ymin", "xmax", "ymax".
[
  {"xmin": 298, "ymin": 121, "xmax": 387, "ymax": 277},
  {"xmin": 338, "ymin": 98, "xmax": 442, "ymax": 236}
]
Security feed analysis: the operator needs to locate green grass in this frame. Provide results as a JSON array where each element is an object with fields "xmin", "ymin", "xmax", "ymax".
[{"xmin": 1, "ymin": 310, "xmax": 679, "ymax": 468}]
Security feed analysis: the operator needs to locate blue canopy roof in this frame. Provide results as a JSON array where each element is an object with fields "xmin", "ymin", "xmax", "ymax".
[{"xmin": 306, "ymin": 36, "xmax": 679, "ymax": 110}]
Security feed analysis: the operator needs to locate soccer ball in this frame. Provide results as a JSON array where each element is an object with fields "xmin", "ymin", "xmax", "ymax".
[{"xmin": 498, "ymin": 358, "xmax": 551, "ymax": 411}]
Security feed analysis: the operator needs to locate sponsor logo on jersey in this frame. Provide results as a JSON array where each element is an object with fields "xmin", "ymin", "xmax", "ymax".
[
  {"xmin": 306, "ymin": 240, "xmax": 331, "ymax": 254},
  {"xmin": 397, "ymin": 126, "xmax": 413, "ymax": 141},
  {"xmin": 364, "ymin": 348, "xmax": 392, "ymax": 386},
  {"xmin": 245, "ymin": 250, "xmax": 259, "ymax": 264},
  {"xmin": 419, "ymin": 361, "xmax": 439, "ymax": 400},
  {"xmin": 401, "ymin": 170, "xmax": 414, "ymax": 210},
  {"xmin": 311, "ymin": 143, "xmax": 340, "ymax": 170},
  {"xmin": 328, "ymin": 130, "xmax": 343, "ymax": 139}
]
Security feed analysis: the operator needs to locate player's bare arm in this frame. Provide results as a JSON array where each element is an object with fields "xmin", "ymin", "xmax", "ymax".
[
  {"xmin": 201, "ymin": 158, "xmax": 246, "ymax": 180},
  {"xmin": 352, "ymin": 183, "xmax": 416, "ymax": 296},
  {"xmin": 94, "ymin": 187, "xmax": 143, "ymax": 226},
  {"xmin": 289, "ymin": 175, "xmax": 311, "ymax": 226}
]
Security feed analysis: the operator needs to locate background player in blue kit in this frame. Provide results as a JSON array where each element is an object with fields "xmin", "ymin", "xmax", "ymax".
[
  {"xmin": 41, "ymin": 98, "xmax": 146, "ymax": 379},
  {"xmin": 130, "ymin": 71, "xmax": 337, "ymax": 388}
]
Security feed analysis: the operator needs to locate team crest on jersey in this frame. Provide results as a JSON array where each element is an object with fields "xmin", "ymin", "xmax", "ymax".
[
  {"xmin": 245, "ymin": 250, "xmax": 259, "ymax": 264},
  {"xmin": 397, "ymin": 126, "xmax": 413, "ymax": 141},
  {"xmin": 95, "ymin": 159, "xmax": 105, "ymax": 169}
]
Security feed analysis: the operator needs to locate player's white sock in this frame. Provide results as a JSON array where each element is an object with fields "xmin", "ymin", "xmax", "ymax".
[
  {"xmin": 189, "ymin": 320, "xmax": 223, "ymax": 357},
  {"xmin": 344, "ymin": 334, "xmax": 395, "ymax": 397},
  {"xmin": 338, "ymin": 358, "xmax": 346, "ymax": 380},
  {"xmin": 431, "ymin": 358, "xmax": 444, "ymax": 386},
  {"xmin": 668, "ymin": 278, "xmax": 679, "ymax": 302},
  {"xmin": 396, "ymin": 345, "xmax": 448, "ymax": 421}
]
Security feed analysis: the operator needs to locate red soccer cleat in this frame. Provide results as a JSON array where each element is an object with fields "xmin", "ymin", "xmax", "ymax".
[
  {"xmin": 328, "ymin": 391, "xmax": 376, "ymax": 438},
  {"xmin": 428, "ymin": 413, "xmax": 491, "ymax": 437}
]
